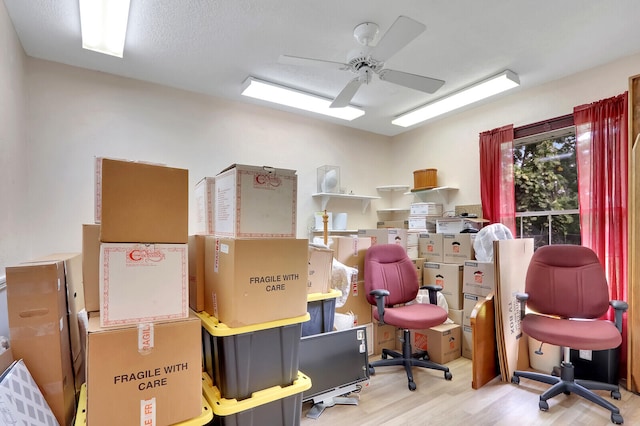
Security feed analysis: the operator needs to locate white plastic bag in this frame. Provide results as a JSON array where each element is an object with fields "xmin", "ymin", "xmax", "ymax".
[
  {"xmin": 331, "ymin": 258, "xmax": 358, "ymax": 308},
  {"xmin": 473, "ymin": 223, "xmax": 514, "ymax": 261}
]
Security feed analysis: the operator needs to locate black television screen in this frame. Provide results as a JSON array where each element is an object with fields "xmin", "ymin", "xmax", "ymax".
[{"xmin": 299, "ymin": 326, "xmax": 369, "ymax": 404}]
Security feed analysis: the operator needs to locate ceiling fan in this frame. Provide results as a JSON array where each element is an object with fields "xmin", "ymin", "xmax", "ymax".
[{"xmin": 279, "ymin": 16, "xmax": 445, "ymax": 108}]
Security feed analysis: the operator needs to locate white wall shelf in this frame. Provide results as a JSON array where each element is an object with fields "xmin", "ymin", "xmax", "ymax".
[
  {"xmin": 312, "ymin": 192, "xmax": 380, "ymax": 213},
  {"xmin": 404, "ymin": 186, "xmax": 459, "ymax": 203},
  {"xmin": 377, "ymin": 208, "xmax": 410, "ymax": 213},
  {"xmin": 376, "ymin": 185, "xmax": 411, "ymax": 192}
]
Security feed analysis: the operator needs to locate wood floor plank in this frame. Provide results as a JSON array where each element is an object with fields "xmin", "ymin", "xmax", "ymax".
[{"xmin": 300, "ymin": 357, "xmax": 640, "ymax": 425}]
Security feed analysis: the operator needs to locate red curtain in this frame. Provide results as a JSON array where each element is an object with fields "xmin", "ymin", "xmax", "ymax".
[
  {"xmin": 479, "ymin": 124, "xmax": 516, "ymax": 235},
  {"xmin": 574, "ymin": 92, "xmax": 628, "ymax": 376}
]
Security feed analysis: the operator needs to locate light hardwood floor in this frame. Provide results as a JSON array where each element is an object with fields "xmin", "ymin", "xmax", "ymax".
[{"xmin": 300, "ymin": 357, "xmax": 640, "ymax": 426}]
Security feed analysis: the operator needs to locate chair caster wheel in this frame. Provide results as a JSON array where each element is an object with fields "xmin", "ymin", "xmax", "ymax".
[
  {"xmin": 539, "ymin": 400, "xmax": 549, "ymax": 411},
  {"xmin": 611, "ymin": 413, "xmax": 623, "ymax": 424},
  {"xmin": 444, "ymin": 371, "xmax": 452, "ymax": 380},
  {"xmin": 408, "ymin": 381, "xmax": 416, "ymax": 391},
  {"xmin": 381, "ymin": 353, "xmax": 388, "ymax": 359},
  {"xmin": 612, "ymin": 390, "xmax": 621, "ymax": 400},
  {"xmin": 369, "ymin": 366, "xmax": 375, "ymax": 375},
  {"xmin": 511, "ymin": 376, "xmax": 520, "ymax": 385}
]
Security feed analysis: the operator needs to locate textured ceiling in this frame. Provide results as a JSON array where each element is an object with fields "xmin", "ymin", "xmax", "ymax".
[{"xmin": 5, "ymin": 0, "xmax": 640, "ymax": 136}]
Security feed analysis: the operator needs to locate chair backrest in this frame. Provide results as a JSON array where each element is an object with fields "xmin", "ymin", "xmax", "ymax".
[
  {"xmin": 364, "ymin": 244, "xmax": 419, "ymax": 307},
  {"xmin": 525, "ymin": 244, "xmax": 610, "ymax": 319}
]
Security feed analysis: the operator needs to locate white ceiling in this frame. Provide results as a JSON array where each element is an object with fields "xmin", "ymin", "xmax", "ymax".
[{"xmin": 5, "ymin": 0, "xmax": 640, "ymax": 136}]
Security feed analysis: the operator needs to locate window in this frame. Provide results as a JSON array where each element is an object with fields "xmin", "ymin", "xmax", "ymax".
[{"xmin": 513, "ymin": 125, "xmax": 580, "ymax": 249}]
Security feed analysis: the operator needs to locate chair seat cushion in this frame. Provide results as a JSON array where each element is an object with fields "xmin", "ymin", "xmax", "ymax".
[
  {"xmin": 372, "ymin": 303, "xmax": 448, "ymax": 330},
  {"xmin": 522, "ymin": 314, "xmax": 621, "ymax": 351}
]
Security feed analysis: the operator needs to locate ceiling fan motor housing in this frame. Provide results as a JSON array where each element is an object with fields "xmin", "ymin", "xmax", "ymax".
[{"xmin": 353, "ymin": 22, "xmax": 379, "ymax": 46}]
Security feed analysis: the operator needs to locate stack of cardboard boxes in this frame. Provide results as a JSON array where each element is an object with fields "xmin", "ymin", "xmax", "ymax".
[
  {"xmin": 191, "ymin": 164, "xmax": 312, "ymax": 425},
  {"xmin": 84, "ymin": 158, "xmax": 202, "ymax": 426}
]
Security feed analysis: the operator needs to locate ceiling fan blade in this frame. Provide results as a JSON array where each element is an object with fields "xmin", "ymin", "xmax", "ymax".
[
  {"xmin": 379, "ymin": 69, "xmax": 445, "ymax": 94},
  {"xmin": 330, "ymin": 78, "xmax": 363, "ymax": 108},
  {"xmin": 372, "ymin": 16, "xmax": 426, "ymax": 62},
  {"xmin": 278, "ymin": 54, "xmax": 347, "ymax": 71}
]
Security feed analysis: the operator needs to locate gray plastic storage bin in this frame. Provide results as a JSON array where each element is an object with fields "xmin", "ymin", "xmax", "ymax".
[
  {"xmin": 199, "ymin": 311, "xmax": 308, "ymax": 401},
  {"xmin": 301, "ymin": 290, "xmax": 340, "ymax": 337}
]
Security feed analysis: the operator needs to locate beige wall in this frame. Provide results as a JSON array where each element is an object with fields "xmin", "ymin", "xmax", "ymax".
[
  {"xmin": 391, "ymin": 53, "xmax": 640, "ymax": 210},
  {"xmin": 0, "ymin": 0, "xmax": 27, "ymax": 336},
  {"xmin": 24, "ymin": 58, "xmax": 392, "ymax": 257}
]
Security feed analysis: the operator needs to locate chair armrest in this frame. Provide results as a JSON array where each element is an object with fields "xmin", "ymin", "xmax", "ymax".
[
  {"xmin": 370, "ymin": 289, "xmax": 390, "ymax": 324},
  {"xmin": 610, "ymin": 300, "xmax": 629, "ymax": 333},
  {"xmin": 420, "ymin": 285, "xmax": 442, "ymax": 305},
  {"xmin": 514, "ymin": 292, "xmax": 529, "ymax": 320}
]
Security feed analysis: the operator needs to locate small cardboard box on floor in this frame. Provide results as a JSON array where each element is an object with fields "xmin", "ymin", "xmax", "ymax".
[
  {"xmin": 96, "ymin": 157, "xmax": 189, "ymax": 243},
  {"xmin": 85, "ymin": 312, "xmax": 202, "ymax": 426},
  {"xmin": 408, "ymin": 324, "xmax": 462, "ymax": 364},
  {"xmin": 204, "ymin": 237, "xmax": 308, "ymax": 327},
  {"xmin": 214, "ymin": 164, "xmax": 297, "ymax": 238},
  {"xmin": 5, "ymin": 260, "xmax": 77, "ymax": 426}
]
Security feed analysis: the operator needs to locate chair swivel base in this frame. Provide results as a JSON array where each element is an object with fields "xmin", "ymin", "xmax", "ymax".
[
  {"xmin": 512, "ymin": 361, "xmax": 623, "ymax": 424},
  {"xmin": 368, "ymin": 329, "xmax": 453, "ymax": 391}
]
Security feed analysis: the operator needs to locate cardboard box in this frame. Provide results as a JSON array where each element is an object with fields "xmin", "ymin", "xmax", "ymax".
[
  {"xmin": 422, "ymin": 262, "xmax": 463, "ymax": 310},
  {"xmin": 335, "ymin": 280, "xmax": 373, "ymax": 326},
  {"xmin": 462, "ymin": 324, "xmax": 473, "ymax": 359},
  {"xmin": 328, "ymin": 236, "xmax": 372, "ymax": 277},
  {"xmin": 308, "ymin": 245, "xmax": 333, "ymax": 294},
  {"xmin": 99, "ymin": 243, "xmax": 189, "ymax": 327},
  {"xmin": 463, "ymin": 260, "xmax": 496, "ymax": 297},
  {"xmin": 408, "ymin": 215, "xmax": 438, "ymax": 231},
  {"xmin": 30, "ymin": 253, "xmax": 85, "ymax": 396},
  {"xmin": 372, "ymin": 322, "xmax": 397, "ymax": 356},
  {"xmin": 188, "ymin": 235, "xmax": 206, "ymax": 312},
  {"xmin": 410, "ymin": 257, "xmax": 426, "ymax": 286},
  {"xmin": 86, "ymin": 313, "xmax": 201, "ymax": 426},
  {"xmin": 214, "ymin": 164, "xmax": 297, "ymax": 238},
  {"xmin": 418, "ymin": 233, "xmax": 444, "ymax": 262},
  {"xmin": 0, "ymin": 360, "xmax": 59, "ymax": 425},
  {"xmin": 413, "ymin": 324, "xmax": 461, "ymax": 364},
  {"xmin": 97, "ymin": 158, "xmax": 188, "ymax": 243},
  {"xmin": 448, "ymin": 308, "xmax": 463, "ymax": 325},
  {"xmin": 204, "ymin": 237, "xmax": 308, "ymax": 327},
  {"xmin": 436, "ymin": 218, "xmax": 487, "ymax": 234},
  {"xmin": 0, "ymin": 347, "xmax": 14, "ymax": 375},
  {"xmin": 377, "ymin": 220, "xmax": 409, "ymax": 229},
  {"xmin": 463, "ymin": 293, "xmax": 482, "ymax": 326},
  {"xmin": 6, "ymin": 261, "xmax": 76, "ymax": 426},
  {"xmin": 410, "ymin": 202, "xmax": 443, "ymax": 216},
  {"xmin": 194, "ymin": 176, "xmax": 215, "ymax": 235},
  {"xmin": 358, "ymin": 228, "xmax": 408, "ymax": 250},
  {"xmin": 83, "ymin": 223, "xmax": 101, "ymax": 312},
  {"xmin": 442, "ymin": 233, "xmax": 476, "ymax": 264}
]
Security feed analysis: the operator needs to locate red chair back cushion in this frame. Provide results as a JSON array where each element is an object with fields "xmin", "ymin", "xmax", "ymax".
[{"xmin": 364, "ymin": 244, "xmax": 419, "ymax": 306}]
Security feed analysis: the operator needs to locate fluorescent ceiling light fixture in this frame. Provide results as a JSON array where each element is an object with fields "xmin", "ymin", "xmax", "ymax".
[
  {"xmin": 392, "ymin": 70, "xmax": 520, "ymax": 127},
  {"xmin": 79, "ymin": 0, "xmax": 131, "ymax": 57},
  {"xmin": 241, "ymin": 77, "xmax": 365, "ymax": 121}
]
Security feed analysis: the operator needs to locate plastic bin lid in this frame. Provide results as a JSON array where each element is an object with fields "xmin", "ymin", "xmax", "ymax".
[{"xmin": 196, "ymin": 311, "xmax": 310, "ymax": 337}]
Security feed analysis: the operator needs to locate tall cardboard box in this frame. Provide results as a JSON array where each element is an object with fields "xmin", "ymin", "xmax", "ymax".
[
  {"xmin": 83, "ymin": 223, "xmax": 101, "ymax": 312},
  {"xmin": 214, "ymin": 164, "xmax": 297, "ymax": 238},
  {"xmin": 372, "ymin": 323, "xmax": 397, "ymax": 355},
  {"xmin": 86, "ymin": 313, "xmax": 202, "ymax": 426},
  {"xmin": 99, "ymin": 243, "xmax": 189, "ymax": 327},
  {"xmin": 463, "ymin": 260, "xmax": 496, "ymax": 297},
  {"xmin": 418, "ymin": 233, "xmax": 444, "ymax": 262},
  {"xmin": 328, "ymin": 235, "xmax": 372, "ymax": 278},
  {"xmin": 97, "ymin": 158, "xmax": 188, "ymax": 243},
  {"xmin": 188, "ymin": 235, "xmax": 206, "ymax": 312},
  {"xmin": 422, "ymin": 262, "xmax": 463, "ymax": 310},
  {"xmin": 442, "ymin": 233, "xmax": 476, "ymax": 264},
  {"xmin": 30, "ymin": 253, "xmax": 85, "ymax": 397},
  {"xmin": 194, "ymin": 176, "xmax": 215, "ymax": 235},
  {"xmin": 204, "ymin": 237, "xmax": 308, "ymax": 327},
  {"xmin": 410, "ymin": 257, "xmax": 426, "ymax": 286},
  {"xmin": 6, "ymin": 261, "xmax": 76, "ymax": 426},
  {"xmin": 335, "ymin": 280, "xmax": 373, "ymax": 326},
  {"xmin": 463, "ymin": 293, "xmax": 482, "ymax": 327},
  {"xmin": 307, "ymin": 245, "xmax": 333, "ymax": 294},
  {"xmin": 462, "ymin": 324, "xmax": 473, "ymax": 359}
]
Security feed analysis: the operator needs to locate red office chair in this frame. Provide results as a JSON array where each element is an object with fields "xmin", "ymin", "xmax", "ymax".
[
  {"xmin": 511, "ymin": 245, "xmax": 628, "ymax": 424},
  {"xmin": 364, "ymin": 244, "xmax": 453, "ymax": 391}
]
